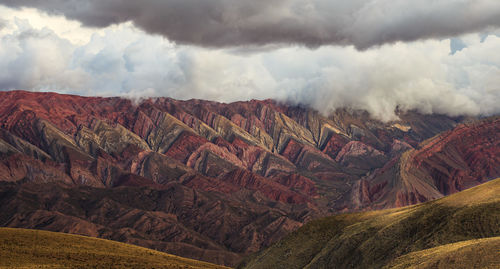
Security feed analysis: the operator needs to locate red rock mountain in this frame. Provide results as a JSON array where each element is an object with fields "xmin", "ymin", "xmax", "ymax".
[{"xmin": 0, "ymin": 90, "xmax": 498, "ymax": 266}]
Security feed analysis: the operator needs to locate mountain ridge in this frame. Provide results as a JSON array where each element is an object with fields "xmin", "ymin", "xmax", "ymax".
[{"xmin": 0, "ymin": 90, "xmax": 498, "ymax": 265}]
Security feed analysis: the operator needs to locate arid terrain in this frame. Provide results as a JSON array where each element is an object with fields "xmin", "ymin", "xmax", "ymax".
[{"xmin": 0, "ymin": 91, "xmax": 498, "ymax": 266}]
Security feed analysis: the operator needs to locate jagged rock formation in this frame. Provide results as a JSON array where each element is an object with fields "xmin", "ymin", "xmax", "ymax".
[{"xmin": 0, "ymin": 90, "xmax": 497, "ymax": 265}]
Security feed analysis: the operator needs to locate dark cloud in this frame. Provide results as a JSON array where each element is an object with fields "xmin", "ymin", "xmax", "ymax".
[{"xmin": 2, "ymin": 0, "xmax": 500, "ymax": 49}]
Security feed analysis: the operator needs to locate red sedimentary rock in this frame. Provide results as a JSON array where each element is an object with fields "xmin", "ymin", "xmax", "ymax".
[{"xmin": 0, "ymin": 90, "xmax": 497, "ymax": 266}]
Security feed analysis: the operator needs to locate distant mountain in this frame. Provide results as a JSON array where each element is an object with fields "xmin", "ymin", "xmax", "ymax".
[
  {"xmin": 0, "ymin": 90, "xmax": 497, "ymax": 266},
  {"xmin": 238, "ymin": 177, "xmax": 500, "ymax": 269},
  {"xmin": 350, "ymin": 116, "xmax": 500, "ymax": 209},
  {"xmin": 0, "ymin": 227, "xmax": 227, "ymax": 269}
]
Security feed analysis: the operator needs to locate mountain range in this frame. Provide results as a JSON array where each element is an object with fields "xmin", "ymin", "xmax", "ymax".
[{"xmin": 0, "ymin": 90, "xmax": 498, "ymax": 266}]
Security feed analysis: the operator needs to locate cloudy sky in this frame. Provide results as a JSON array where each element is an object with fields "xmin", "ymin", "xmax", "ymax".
[{"xmin": 0, "ymin": 1, "xmax": 500, "ymax": 121}]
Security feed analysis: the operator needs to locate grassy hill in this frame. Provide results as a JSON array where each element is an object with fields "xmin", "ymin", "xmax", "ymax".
[
  {"xmin": 0, "ymin": 228, "xmax": 228, "ymax": 269},
  {"xmin": 387, "ymin": 237, "xmax": 500, "ymax": 269},
  {"xmin": 239, "ymin": 178, "xmax": 500, "ymax": 269}
]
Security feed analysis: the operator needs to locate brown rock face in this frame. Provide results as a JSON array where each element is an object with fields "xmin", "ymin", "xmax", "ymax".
[{"xmin": 0, "ymin": 90, "xmax": 497, "ymax": 266}]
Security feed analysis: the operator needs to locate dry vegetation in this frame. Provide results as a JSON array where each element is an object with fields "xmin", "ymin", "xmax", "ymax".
[
  {"xmin": 239, "ymin": 178, "xmax": 500, "ymax": 269},
  {"xmin": 0, "ymin": 228, "xmax": 228, "ymax": 269},
  {"xmin": 387, "ymin": 237, "xmax": 500, "ymax": 269}
]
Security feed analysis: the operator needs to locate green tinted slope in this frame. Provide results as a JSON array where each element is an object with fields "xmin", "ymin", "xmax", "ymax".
[
  {"xmin": 239, "ymin": 178, "xmax": 500, "ymax": 269},
  {"xmin": 0, "ymin": 228, "xmax": 228, "ymax": 269}
]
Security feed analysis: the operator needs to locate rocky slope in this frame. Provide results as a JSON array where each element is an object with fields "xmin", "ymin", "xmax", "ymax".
[
  {"xmin": 0, "ymin": 90, "xmax": 498, "ymax": 265},
  {"xmin": 239, "ymin": 178, "xmax": 500, "ymax": 269}
]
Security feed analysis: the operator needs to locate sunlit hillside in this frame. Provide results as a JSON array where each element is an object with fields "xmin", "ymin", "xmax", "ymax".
[
  {"xmin": 0, "ymin": 228, "xmax": 228, "ymax": 269},
  {"xmin": 240, "ymin": 178, "xmax": 500, "ymax": 269}
]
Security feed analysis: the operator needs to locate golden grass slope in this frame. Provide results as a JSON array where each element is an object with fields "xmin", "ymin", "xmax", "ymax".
[
  {"xmin": 0, "ymin": 228, "xmax": 228, "ymax": 269},
  {"xmin": 387, "ymin": 237, "xmax": 500, "ymax": 269},
  {"xmin": 239, "ymin": 178, "xmax": 500, "ymax": 269}
]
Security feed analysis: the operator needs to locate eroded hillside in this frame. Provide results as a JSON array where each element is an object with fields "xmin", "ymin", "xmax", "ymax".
[{"xmin": 0, "ymin": 90, "xmax": 498, "ymax": 265}]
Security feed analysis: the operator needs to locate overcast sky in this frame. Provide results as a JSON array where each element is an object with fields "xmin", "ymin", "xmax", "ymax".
[{"xmin": 0, "ymin": 1, "xmax": 499, "ymax": 121}]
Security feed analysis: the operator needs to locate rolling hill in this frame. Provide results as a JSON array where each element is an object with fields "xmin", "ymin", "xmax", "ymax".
[
  {"xmin": 0, "ymin": 227, "xmax": 227, "ymax": 269},
  {"xmin": 387, "ymin": 237, "xmax": 500, "ymax": 269},
  {"xmin": 238, "ymin": 177, "xmax": 500, "ymax": 269}
]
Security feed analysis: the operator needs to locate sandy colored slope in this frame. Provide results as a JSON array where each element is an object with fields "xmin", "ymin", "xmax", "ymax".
[
  {"xmin": 0, "ymin": 228, "xmax": 228, "ymax": 269},
  {"xmin": 387, "ymin": 237, "xmax": 500, "ymax": 269}
]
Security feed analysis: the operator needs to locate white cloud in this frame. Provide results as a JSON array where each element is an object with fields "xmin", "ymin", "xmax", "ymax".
[
  {"xmin": 0, "ymin": 6, "xmax": 97, "ymax": 45},
  {"xmin": 0, "ymin": 7, "xmax": 499, "ymax": 121},
  {"xmin": 0, "ymin": 18, "xmax": 88, "ymax": 92}
]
